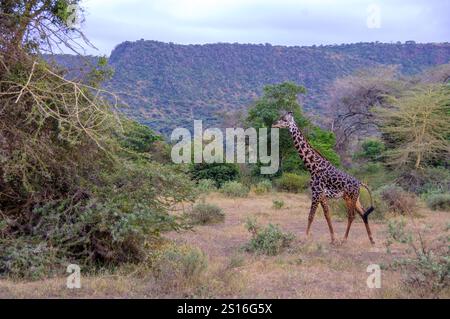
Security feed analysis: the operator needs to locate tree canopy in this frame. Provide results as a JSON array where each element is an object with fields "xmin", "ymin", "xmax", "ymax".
[
  {"xmin": 0, "ymin": 0, "xmax": 90, "ymax": 55},
  {"xmin": 377, "ymin": 84, "xmax": 450, "ymax": 169},
  {"xmin": 0, "ymin": 0, "xmax": 197, "ymax": 278},
  {"xmin": 246, "ymin": 82, "xmax": 340, "ymax": 176}
]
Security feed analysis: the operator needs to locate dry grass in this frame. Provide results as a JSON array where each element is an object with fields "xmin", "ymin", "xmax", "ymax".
[{"xmin": 1, "ymin": 192, "xmax": 448, "ymax": 299}]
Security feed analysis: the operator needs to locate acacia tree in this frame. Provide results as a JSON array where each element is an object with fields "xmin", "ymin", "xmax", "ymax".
[
  {"xmin": 419, "ymin": 63, "xmax": 450, "ymax": 84},
  {"xmin": 376, "ymin": 84, "xmax": 450, "ymax": 169}
]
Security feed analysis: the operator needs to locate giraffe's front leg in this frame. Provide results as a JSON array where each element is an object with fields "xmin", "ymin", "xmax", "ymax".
[
  {"xmin": 306, "ymin": 200, "xmax": 319, "ymax": 238},
  {"xmin": 306, "ymin": 179, "xmax": 322, "ymax": 239},
  {"xmin": 321, "ymin": 200, "xmax": 336, "ymax": 244}
]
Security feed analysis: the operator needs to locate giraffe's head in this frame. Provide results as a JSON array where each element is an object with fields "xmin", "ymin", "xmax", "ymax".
[{"xmin": 272, "ymin": 112, "xmax": 294, "ymax": 129}]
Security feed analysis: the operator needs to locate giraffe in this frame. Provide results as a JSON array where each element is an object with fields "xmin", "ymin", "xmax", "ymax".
[{"xmin": 272, "ymin": 112, "xmax": 375, "ymax": 244}]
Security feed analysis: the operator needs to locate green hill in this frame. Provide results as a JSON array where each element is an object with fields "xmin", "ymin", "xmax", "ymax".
[{"xmin": 53, "ymin": 41, "xmax": 450, "ymax": 136}]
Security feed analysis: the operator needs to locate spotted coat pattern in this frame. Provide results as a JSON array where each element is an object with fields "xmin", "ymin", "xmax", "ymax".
[{"xmin": 272, "ymin": 112, "xmax": 375, "ymax": 244}]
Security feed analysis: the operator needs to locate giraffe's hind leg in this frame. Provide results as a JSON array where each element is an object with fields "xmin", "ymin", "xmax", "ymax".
[
  {"xmin": 320, "ymin": 200, "xmax": 336, "ymax": 243},
  {"xmin": 343, "ymin": 198, "xmax": 356, "ymax": 242},
  {"xmin": 355, "ymin": 198, "xmax": 375, "ymax": 245}
]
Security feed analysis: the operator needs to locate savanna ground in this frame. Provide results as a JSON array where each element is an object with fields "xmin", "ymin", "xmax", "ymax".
[{"xmin": 0, "ymin": 192, "xmax": 448, "ymax": 299}]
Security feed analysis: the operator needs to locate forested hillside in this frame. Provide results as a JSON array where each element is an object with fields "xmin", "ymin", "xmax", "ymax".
[{"xmin": 55, "ymin": 41, "xmax": 450, "ymax": 135}]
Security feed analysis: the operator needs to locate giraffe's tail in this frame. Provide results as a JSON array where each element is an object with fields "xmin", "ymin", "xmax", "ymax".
[{"xmin": 361, "ymin": 183, "xmax": 375, "ymax": 223}]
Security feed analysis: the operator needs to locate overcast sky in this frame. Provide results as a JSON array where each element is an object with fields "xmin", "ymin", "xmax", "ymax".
[{"xmin": 79, "ymin": 0, "xmax": 450, "ymax": 55}]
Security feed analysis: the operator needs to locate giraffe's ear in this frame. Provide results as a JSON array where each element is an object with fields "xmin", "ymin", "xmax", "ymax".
[{"xmin": 287, "ymin": 111, "xmax": 293, "ymax": 116}]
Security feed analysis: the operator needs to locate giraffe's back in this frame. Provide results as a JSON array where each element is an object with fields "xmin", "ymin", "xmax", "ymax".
[{"xmin": 315, "ymin": 165, "xmax": 361, "ymax": 199}]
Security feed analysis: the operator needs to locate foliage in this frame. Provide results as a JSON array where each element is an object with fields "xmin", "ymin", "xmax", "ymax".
[
  {"xmin": 272, "ymin": 200, "xmax": 285, "ymax": 210},
  {"xmin": 327, "ymin": 66, "xmax": 406, "ymax": 154},
  {"xmin": 187, "ymin": 203, "xmax": 225, "ymax": 225},
  {"xmin": 395, "ymin": 167, "xmax": 450, "ymax": 195},
  {"xmin": 196, "ymin": 179, "xmax": 217, "ymax": 194},
  {"xmin": 221, "ymin": 181, "xmax": 250, "ymax": 198},
  {"xmin": 1, "ymin": 158, "xmax": 196, "ymax": 279},
  {"xmin": 307, "ymin": 127, "xmax": 341, "ymax": 166},
  {"xmin": 244, "ymin": 218, "xmax": 294, "ymax": 256},
  {"xmin": 152, "ymin": 243, "xmax": 208, "ymax": 286},
  {"xmin": 0, "ymin": 4, "xmax": 198, "ymax": 278},
  {"xmin": 375, "ymin": 185, "xmax": 418, "ymax": 216},
  {"xmin": 246, "ymin": 82, "xmax": 307, "ymax": 128},
  {"xmin": 253, "ymin": 180, "xmax": 273, "ymax": 195},
  {"xmin": 275, "ymin": 173, "xmax": 310, "ymax": 193},
  {"xmin": 349, "ymin": 163, "xmax": 394, "ymax": 190},
  {"xmin": 246, "ymin": 82, "xmax": 340, "ymax": 175},
  {"xmin": 426, "ymin": 193, "xmax": 450, "ymax": 211},
  {"xmin": 0, "ymin": 0, "xmax": 89, "ymax": 55},
  {"xmin": 189, "ymin": 163, "xmax": 239, "ymax": 188},
  {"xmin": 386, "ymin": 219, "xmax": 413, "ymax": 245},
  {"xmin": 377, "ymin": 84, "xmax": 450, "ymax": 169},
  {"xmin": 385, "ymin": 218, "xmax": 449, "ymax": 297},
  {"xmin": 117, "ymin": 119, "xmax": 161, "ymax": 153},
  {"xmin": 356, "ymin": 139, "xmax": 386, "ymax": 162},
  {"xmin": 0, "ymin": 239, "xmax": 61, "ymax": 279}
]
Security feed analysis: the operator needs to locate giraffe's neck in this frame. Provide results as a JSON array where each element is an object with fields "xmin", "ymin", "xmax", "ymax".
[{"xmin": 288, "ymin": 122, "xmax": 328, "ymax": 174}]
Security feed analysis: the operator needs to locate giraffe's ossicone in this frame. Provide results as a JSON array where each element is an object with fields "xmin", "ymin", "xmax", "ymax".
[{"xmin": 273, "ymin": 112, "xmax": 375, "ymax": 244}]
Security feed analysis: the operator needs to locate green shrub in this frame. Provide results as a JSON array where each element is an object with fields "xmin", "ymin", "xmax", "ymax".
[
  {"xmin": 417, "ymin": 167, "xmax": 450, "ymax": 195},
  {"xmin": 254, "ymin": 180, "xmax": 272, "ymax": 195},
  {"xmin": 403, "ymin": 252, "xmax": 450, "ymax": 297},
  {"xmin": 375, "ymin": 184, "xmax": 417, "ymax": 215},
  {"xmin": 0, "ymin": 161, "xmax": 197, "ymax": 279},
  {"xmin": 244, "ymin": 219, "xmax": 294, "ymax": 256},
  {"xmin": 189, "ymin": 163, "xmax": 239, "ymax": 188},
  {"xmin": 385, "ymin": 218, "xmax": 449, "ymax": 296},
  {"xmin": 187, "ymin": 203, "xmax": 225, "ymax": 225},
  {"xmin": 386, "ymin": 218, "xmax": 412, "ymax": 245},
  {"xmin": 152, "ymin": 244, "xmax": 208, "ymax": 285},
  {"xmin": 275, "ymin": 173, "xmax": 309, "ymax": 193},
  {"xmin": 426, "ymin": 193, "xmax": 450, "ymax": 211},
  {"xmin": 221, "ymin": 181, "xmax": 250, "ymax": 198},
  {"xmin": 196, "ymin": 179, "xmax": 217, "ymax": 194},
  {"xmin": 420, "ymin": 187, "xmax": 444, "ymax": 201},
  {"xmin": 0, "ymin": 239, "xmax": 61, "ymax": 280},
  {"xmin": 244, "ymin": 217, "xmax": 259, "ymax": 236},
  {"xmin": 272, "ymin": 199, "xmax": 285, "ymax": 210}
]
